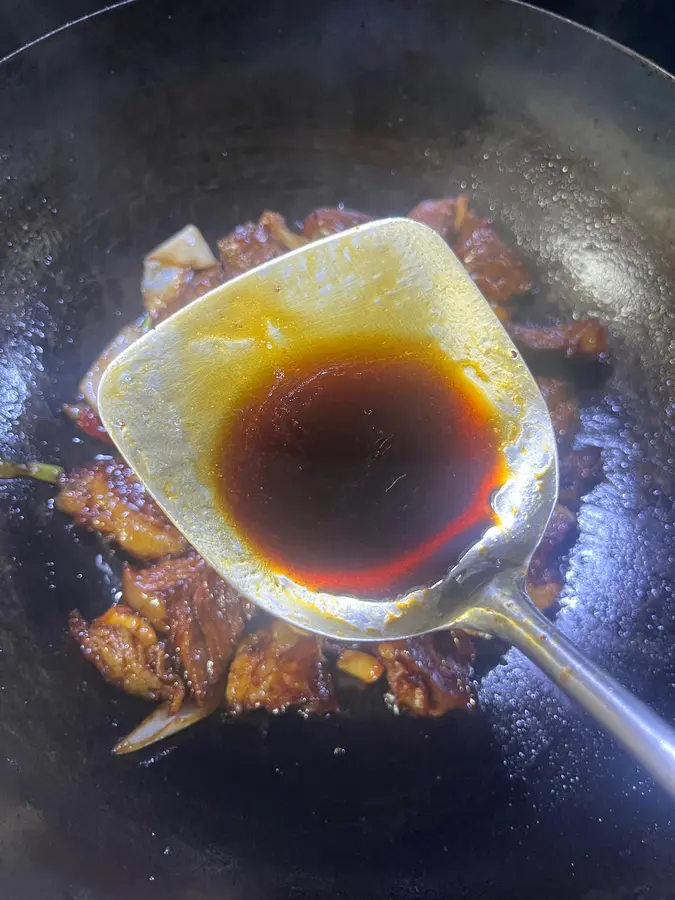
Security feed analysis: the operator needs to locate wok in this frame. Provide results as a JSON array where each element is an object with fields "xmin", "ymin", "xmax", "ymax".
[{"xmin": 1, "ymin": 0, "xmax": 675, "ymax": 897}]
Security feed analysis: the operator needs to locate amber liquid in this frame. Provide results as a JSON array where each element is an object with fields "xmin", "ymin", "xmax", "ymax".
[{"xmin": 215, "ymin": 337, "xmax": 506, "ymax": 599}]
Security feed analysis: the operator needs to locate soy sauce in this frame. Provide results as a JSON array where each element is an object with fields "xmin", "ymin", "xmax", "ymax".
[{"xmin": 215, "ymin": 337, "xmax": 506, "ymax": 599}]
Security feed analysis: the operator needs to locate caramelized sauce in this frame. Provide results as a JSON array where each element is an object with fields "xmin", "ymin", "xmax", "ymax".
[{"xmin": 215, "ymin": 337, "xmax": 506, "ymax": 598}]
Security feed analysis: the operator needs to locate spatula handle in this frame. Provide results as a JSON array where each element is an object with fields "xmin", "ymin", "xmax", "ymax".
[{"xmin": 462, "ymin": 579, "xmax": 675, "ymax": 801}]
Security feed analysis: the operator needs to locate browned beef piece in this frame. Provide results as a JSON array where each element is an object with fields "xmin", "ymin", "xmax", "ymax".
[
  {"xmin": 123, "ymin": 560, "xmax": 171, "ymax": 630},
  {"xmin": 559, "ymin": 446, "xmax": 603, "ymax": 507},
  {"xmin": 526, "ymin": 503, "xmax": 578, "ymax": 611},
  {"xmin": 377, "ymin": 631, "xmax": 476, "ymax": 716},
  {"xmin": 63, "ymin": 404, "xmax": 113, "ymax": 444},
  {"xmin": 527, "ymin": 581, "xmax": 564, "ymax": 612},
  {"xmin": 536, "ymin": 377, "xmax": 581, "ymax": 450},
  {"xmin": 525, "ymin": 446, "xmax": 602, "ymax": 611},
  {"xmin": 152, "ymin": 265, "xmax": 227, "ymax": 325},
  {"xmin": 123, "ymin": 554, "xmax": 252, "ymax": 705},
  {"xmin": 303, "ymin": 207, "xmax": 372, "ymax": 240},
  {"xmin": 453, "ymin": 212, "xmax": 532, "ymax": 304},
  {"xmin": 69, "ymin": 606, "xmax": 184, "ymax": 710},
  {"xmin": 226, "ymin": 621, "xmax": 337, "ymax": 715},
  {"xmin": 528, "ymin": 503, "xmax": 577, "ymax": 587},
  {"xmin": 122, "ymin": 554, "xmax": 212, "ymax": 631},
  {"xmin": 407, "ymin": 197, "xmax": 465, "ymax": 240},
  {"xmin": 167, "ymin": 560, "xmax": 250, "ymax": 706},
  {"xmin": 218, "ymin": 211, "xmax": 302, "ymax": 278},
  {"xmin": 57, "ymin": 459, "xmax": 187, "ymax": 560},
  {"xmin": 508, "ymin": 319, "xmax": 608, "ymax": 358}
]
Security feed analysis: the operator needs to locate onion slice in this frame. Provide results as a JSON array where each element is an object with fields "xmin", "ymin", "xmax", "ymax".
[
  {"xmin": 0, "ymin": 459, "xmax": 63, "ymax": 483},
  {"xmin": 141, "ymin": 224, "xmax": 217, "ymax": 319},
  {"xmin": 112, "ymin": 691, "xmax": 222, "ymax": 755},
  {"xmin": 147, "ymin": 224, "xmax": 218, "ymax": 269},
  {"xmin": 79, "ymin": 313, "xmax": 152, "ymax": 414}
]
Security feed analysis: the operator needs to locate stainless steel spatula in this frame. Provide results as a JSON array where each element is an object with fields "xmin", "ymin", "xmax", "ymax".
[{"xmin": 99, "ymin": 218, "xmax": 675, "ymax": 797}]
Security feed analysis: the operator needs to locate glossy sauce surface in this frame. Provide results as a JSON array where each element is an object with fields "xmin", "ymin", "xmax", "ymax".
[{"xmin": 215, "ymin": 337, "xmax": 506, "ymax": 598}]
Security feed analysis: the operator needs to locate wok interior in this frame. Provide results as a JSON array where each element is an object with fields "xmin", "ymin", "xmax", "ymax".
[{"xmin": 1, "ymin": 0, "xmax": 675, "ymax": 897}]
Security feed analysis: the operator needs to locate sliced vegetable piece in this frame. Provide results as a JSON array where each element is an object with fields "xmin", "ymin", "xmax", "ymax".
[
  {"xmin": 79, "ymin": 314, "xmax": 152, "ymax": 414},
  {"xmin": 336, "ymin": 648, "xmax": 384, "ymax": 684},
  {"xmin": 147, "ymin": 224, "xmax": 218, "ymax": 269},
  {"xmin": 112, "ymin": 692, "xmax": 221, "ymax": 756},
  {"xmin": 0, "ymin": 459, "xmax": 63, "ymax": 483},
  {"xmin": 142, "ymin": 224, "xmax": 217, "ymax": 320}
]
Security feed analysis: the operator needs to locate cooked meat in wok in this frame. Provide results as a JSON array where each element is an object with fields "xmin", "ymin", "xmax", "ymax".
[
  {"xmin": 377, "ymin": 631, "xmax": 476, "ymax": 716},
  {"xmin": 1, "ymin": 195, "xmax": 608, "ymax": 752},
  {"xmin": 167, "ymin": 559, "xmax": 251, "ymax": 706},
  {"xmin": 69, "ymin": 606, "xmax": 185, "ymax": 710},
  {"xmin": 509, "ymin": 320, "xmax": 608, "ymax": 358},
  {"xmin": 536, "ymin": 377, "xmax": 580, "ymax": 451},
  {"xmin": 56, "ymin": 458, "xmax": 187, "ymax": 559},
  {"xmin": 227, "ymin": 620, "xmax": 337, "ymax": 715}
]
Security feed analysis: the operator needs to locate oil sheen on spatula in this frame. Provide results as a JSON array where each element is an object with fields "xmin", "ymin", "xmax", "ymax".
[{"xmin": 213, "ymin": 334, "xmax": 506, "ymax": 598}]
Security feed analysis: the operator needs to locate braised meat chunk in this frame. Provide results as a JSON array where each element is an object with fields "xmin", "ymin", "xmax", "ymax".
[
  {"xmin": 57, "ymin": 459, "xmax": 187, "ymax": 559},
  {"xmin": 227, "ymin": 621, "xmax": 337, "ymax": 715},
  {"xmin": 453, "ymin": 212, "xmax": 532, "ymax": 304},
  {"xmin": 509, "ymin": 319, "xmax": 608, "ymax": 358},
  {"xmin": 559, "ymin": 446, "xmax": 603, "ymax": 507},
  {"xmin": 409, "ymin": 198, "xmax": 531, "ymax": 303},
  {"xmin": 408, "ymin": 197, "xmax": 466, "ymax": 240},
  {"xmin": 167, "ymin": 560, "xmax": 250, "ymax": 705},
  {"xmin": 536, "ymin": 377, "xmax": 580, "ymax": 450},
  {"xmin": 69, "ymin": 606, "xmax": 184, "ymax": 710},
  {"xmin": 377, "ymin": 631, "xmax": 476, "ymax": 716},
  {"xmin": 122, "ymin": 559, "xmax": 175, "ymax": 630},
  {"xmin": 63, "ymin": 404, "xmax": 112, "ymax": 444},
  {"xmin": 529, "ymin": 503, "xmax": 578, "ymax": 580},
  {"xmin": 122, "ymin": 554, "xmax": 210, "ymax": 630},
  {"xmin": 124, "ymin": 554, "xmax": 251, "ymax": 704},
  {"xmin": 303, "ymin": 207, "xmax": 372, "ymax": 240},
  {"xmin": 152, "ymin": 265, "xmax": 227, "ymax": 325},
  {"xmin": 218, "ymin": 212, "xmax": 302, "ymax": 278},
  {"xmin": 526, "ymin": 503, "xmax": 578, "ymax": 610},
  {"xmin": 527, "ymin": 581, "xmax": 564, "ymax": 612}
]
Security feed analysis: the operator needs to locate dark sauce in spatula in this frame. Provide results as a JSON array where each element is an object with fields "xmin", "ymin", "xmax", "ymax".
[{"xmin": 215, "ymin": 336, "xmax": 506, "ymax": 599}]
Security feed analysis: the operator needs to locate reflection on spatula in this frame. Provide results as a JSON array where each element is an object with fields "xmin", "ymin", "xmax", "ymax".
[{"xmin": 99, "ymin": 218, "xmax": 675, "ymax": 797}]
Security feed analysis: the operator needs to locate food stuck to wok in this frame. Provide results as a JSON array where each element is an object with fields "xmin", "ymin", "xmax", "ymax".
[{"xmin": 0, "ymin": 197, "xmax": 609, "ymax": 754}]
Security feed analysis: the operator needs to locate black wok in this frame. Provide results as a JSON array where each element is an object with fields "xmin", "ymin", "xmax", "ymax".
[{"xmin": 1, "ymin": 1, "xmax": 675, "ymax": 897}]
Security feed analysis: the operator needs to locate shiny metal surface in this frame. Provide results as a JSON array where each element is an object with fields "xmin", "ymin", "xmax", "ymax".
[{"xmin": 100, "ymin": 217, "xmax": 675, "ymax": 800}]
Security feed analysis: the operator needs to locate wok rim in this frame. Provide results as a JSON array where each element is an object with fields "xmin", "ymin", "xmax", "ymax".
[{"xmin": 2, "ymin": 0, "xmax": 674, "ymax": 91}]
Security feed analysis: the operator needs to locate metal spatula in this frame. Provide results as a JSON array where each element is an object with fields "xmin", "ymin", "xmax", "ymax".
[{"xmin": 98, "ymin": 218, "xmax": 675, "ymax": 798}]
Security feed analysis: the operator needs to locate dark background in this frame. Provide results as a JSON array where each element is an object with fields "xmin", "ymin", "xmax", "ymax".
[
  {"xmin": 1, "ymin": 0, "xmax": 675, "ymax": 69},
  {"xmin": 1, "ymin": 1, "xmax": 675, "ymax": 899}
]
